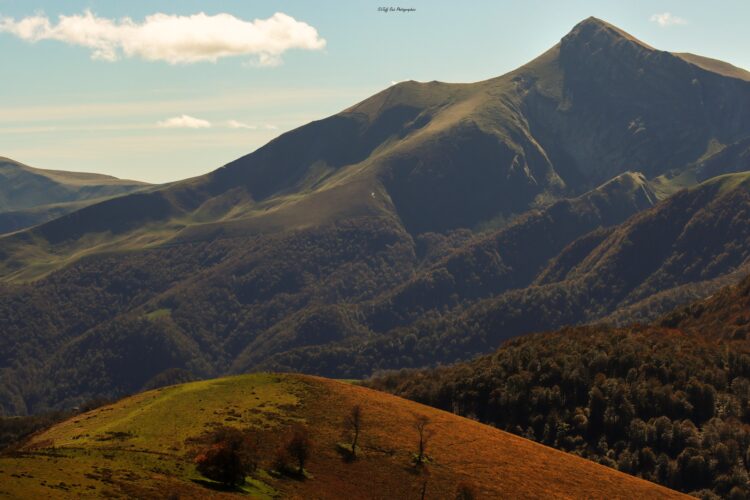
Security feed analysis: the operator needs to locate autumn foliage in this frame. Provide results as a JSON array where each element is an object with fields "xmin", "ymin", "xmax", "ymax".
[{"xmin": 194, "ymin": 426, "xmax": 257, "ymax": 486}]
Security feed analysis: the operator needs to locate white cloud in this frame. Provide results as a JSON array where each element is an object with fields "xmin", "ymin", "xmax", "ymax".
[
  {"xmin": 226, "ymin": 120, "xmax": 256, "ymax": 129},
  {"xmin": 0, "ymin": 10, "xmax": 326, "ymax": 65},
  {"xmin": 157, "ymin": 114, "xmax": 211, "ymax": 128},
  {"xmin": 156, "ymin": 117, "xmax": 279, "ymax": 130},
  {"xmin": 649, "ymin": 12, "xmax": 687, "ymax": 27}
]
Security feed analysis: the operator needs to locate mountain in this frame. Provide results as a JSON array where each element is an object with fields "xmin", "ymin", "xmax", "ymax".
[
  {"xmin": 2, "ymin": 17, "xmax": 750, "ymax": 415},
  {"xmin": 224, "ymin": 171, "xmax": 655, "ymax": 371},
  {"xmin": 0, "ymin": 373, "xmax": 686, "ymax": 499},
  {"xmin": 0, "ymin": 169, "xmax": 661, "ymax": 414},
  {"xmin": 3, "ymin": 18, "xmax": 750, "ymax": 278},
  {"xmin": 250, "ymin": 171, "xmax": 750, "ymax": 376},
  {"xmin": 369, "ymin": 274, "xmax": 750, "ymax": 498},
  {"xmin": 0, "ymin": 157, "xmax": 149, "ymax": 234}
]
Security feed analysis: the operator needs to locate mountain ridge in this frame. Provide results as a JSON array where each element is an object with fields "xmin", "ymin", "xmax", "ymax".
[
  {"xmin": 1, "ymin": 17, "xmax": 750, "ymax": 419},
  {"xmin": 256, "ymin": 172, "xmax": 750, "ymax": 377},
  {"xmin": 4, "ymin": 15, "xmax": 750, "ymax": 278}
]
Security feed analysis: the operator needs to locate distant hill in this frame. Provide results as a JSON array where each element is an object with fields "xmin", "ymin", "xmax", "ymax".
[
  {"xmin": 369, "ymin": 275, "xmax": 750, "ymax": 498},
  {"xmin": 0, "ymin": 373, "xmax": 685, "ymax": 499},
  {"xmin": 0, "ymin": 157, "xmax": 148, "ymax": 234}
]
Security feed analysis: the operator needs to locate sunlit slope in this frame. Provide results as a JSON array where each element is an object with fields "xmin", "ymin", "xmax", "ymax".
[{"xmin": 0, "ymin": 374, "xmax": 685, "ymax": 499}]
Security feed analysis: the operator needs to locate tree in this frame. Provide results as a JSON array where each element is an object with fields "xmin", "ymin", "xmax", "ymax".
[
  {"xmin": 194, "ymin": 426, "xmax": 257, "ymax": 486},
  {"xmin": 413, "ymin": 414, "xmax": 433, "ymax": 464},
  {"xmin": 344, "ymin": 405, "xmax": 363, "ymax": 458},
  {"xmin": 286, "ymin": 425, "xmax": 312, "ymax": 474}
]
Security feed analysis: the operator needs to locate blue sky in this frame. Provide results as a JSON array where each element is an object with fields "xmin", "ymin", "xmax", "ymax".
[{"xmin": 1, "ymin": 0, "xmax": 749, "ymax": 183}]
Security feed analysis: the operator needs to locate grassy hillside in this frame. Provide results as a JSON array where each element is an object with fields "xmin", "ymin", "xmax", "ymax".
[
  {"xmin": 0, "ymin": 373, "xmax": 684, "ymax": 499},
  {"xmin": 0, "ymin": 157, "xmax": 148, "ymax": 234},
  {"xmin": 0, "ymin": 157, "xmax": 147, "ymax": 211}
]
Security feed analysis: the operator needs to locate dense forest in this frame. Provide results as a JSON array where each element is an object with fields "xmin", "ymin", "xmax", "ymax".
[
  {"xmin": 0, "ymin": 217, "xmax": 414, "ymax": 414},
  {"xmin": 259, "ymin": 177, "xmax": 750, "ymax": 376},
  {"xmin": 369, "ymin": 276, "xmax": 750, "ymax": 498}
]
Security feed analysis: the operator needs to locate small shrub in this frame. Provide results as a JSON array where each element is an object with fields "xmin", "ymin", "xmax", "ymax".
[{"xmin": 194, "ymin": 426, "xmax": 257, "ymax": 486}]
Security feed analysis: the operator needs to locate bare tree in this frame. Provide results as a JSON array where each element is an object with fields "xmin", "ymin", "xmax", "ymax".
[
  {"xmin": 344, "ymin": 405, "xmax": 363, "ymax": 458},
  {"xmin": 413, "ymin": 414, "xmax": 433, "ymax": 464}
]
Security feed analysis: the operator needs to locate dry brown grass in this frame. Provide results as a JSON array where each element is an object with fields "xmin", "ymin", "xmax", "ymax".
[{"xmin": 277, "ymin": 376, "xmax": 686, "ymax": 499}]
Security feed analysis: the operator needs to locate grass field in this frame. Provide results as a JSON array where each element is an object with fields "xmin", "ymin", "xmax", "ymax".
[{"xmin": 1, "ymin": 374, "xmax": 687, "ymax": 499}]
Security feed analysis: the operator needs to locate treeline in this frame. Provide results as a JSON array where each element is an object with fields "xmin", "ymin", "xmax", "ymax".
[
  {"xmin": 368, "ymin": 326, "xmax": 750, "ymax": 498},
  {"xmin": 0, "ymin": 396, "xmax": 113, "ymax": 452}
]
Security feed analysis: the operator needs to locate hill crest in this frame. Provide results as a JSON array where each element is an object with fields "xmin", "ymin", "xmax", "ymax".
[{"xmin": 0, "ymin": 373, "xmax": 686, "ymax": 499}]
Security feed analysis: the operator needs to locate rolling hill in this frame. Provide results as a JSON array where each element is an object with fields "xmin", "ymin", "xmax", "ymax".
[
  {"xmin": 1, "ymin": 17, "xmax": 750, "ymax": 417},
  {"xmin": 0, "ymin": 373, "xmax": 685, "ymax": 499},
  {"xmin": 0, "ymin": 157, "xmax": 149, "ymax": 234}
]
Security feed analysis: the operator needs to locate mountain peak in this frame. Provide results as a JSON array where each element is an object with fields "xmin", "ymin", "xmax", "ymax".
[
  {"xmin": 575, "ymin": 16, "xmax": 609, "ymax": 28},
  {"xmin": 564, "ymin": 16, "xmax": 654, "ymax": 51}
]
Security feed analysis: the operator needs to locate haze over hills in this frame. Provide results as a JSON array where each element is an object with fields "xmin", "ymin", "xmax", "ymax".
[
  {"xmin": 1, "ymin": 16, "xmax": 750, "ymax": 420},
  {"xmin": 0, "ymin": 157, "xmax": 149, "ymax": 235}
]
